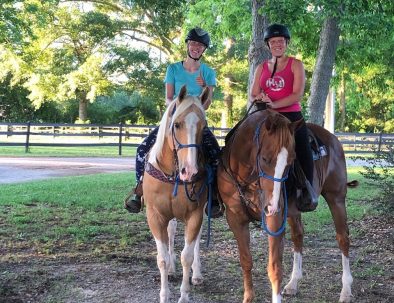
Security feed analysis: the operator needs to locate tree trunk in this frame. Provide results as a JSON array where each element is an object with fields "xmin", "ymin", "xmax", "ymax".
[
  {"xmin": 222, "ymin": 38, "xmax": 236, "ymax": 127},
  {"xmin": 248, "ymin": 0, "xmax": 271, "ymax": 108},
  {"xmin": 77, "ymin": 90, "xmax": 89, "ymax": 122},
  {"xmin": 339, "ymin": 73, "xmax": 346, "ymax": 131},
  {"xmin": 307, "ymin": 17, "xmax": 340, "ymax": 125},
  {"xmin": 223, "ymin": 76, "xmax": 234, "ymax": 127}
]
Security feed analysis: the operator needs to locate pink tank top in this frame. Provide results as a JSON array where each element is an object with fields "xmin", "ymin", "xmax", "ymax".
[{"xmin": 259, "ymin": 57, "xmax": 301, "ymax": 112}]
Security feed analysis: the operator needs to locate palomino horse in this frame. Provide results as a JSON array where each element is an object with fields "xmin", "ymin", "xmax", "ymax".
[
  {"xmin": 143, "ymin": 85, "xmax": 209, "ymax": 303},
  {"xmin": 217, "ymin": 108, "xmax": 355, "ymax": 303}
]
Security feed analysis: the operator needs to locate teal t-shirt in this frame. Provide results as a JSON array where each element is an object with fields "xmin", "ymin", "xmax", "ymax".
[{"xmin": 164, "ymin": 61, "xmax": 216, "ymax": 98}]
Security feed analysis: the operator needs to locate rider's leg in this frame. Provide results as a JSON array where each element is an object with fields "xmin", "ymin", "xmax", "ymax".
[
  {"xmin": 280, "ymin": 112, "xmax": 318, "ymax": 210},
  {"xmin": 293, "ymin": 122, "xmax": 319, "ymax": 208},
  {"xmin": 202, "ymin": 127, "xmax": 224, "ymax": 218},
  {"xmin": 124, "ymin": 127, "xmax": 159, "ymax": 213}
]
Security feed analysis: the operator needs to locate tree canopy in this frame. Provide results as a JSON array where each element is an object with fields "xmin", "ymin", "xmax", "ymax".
[{"xmin": 0, "ymin": 0, "xmax": 392, "ymax": 132}]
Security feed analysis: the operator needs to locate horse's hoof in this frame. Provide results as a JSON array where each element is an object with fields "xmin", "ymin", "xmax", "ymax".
[
  {"xmin": 177, "ymin": 296, "xmax": 189, "ymax": 303},
  {"xmin": 339, "ymin": 294, "xmax": 353, "ymax": 303},
  {"xmin": 282, "ymin": 286, "xmax": 298, "ymax": 296},
  {"xmin": 191, "ymin": 276, "xmax": 203, "ymax": 285}
]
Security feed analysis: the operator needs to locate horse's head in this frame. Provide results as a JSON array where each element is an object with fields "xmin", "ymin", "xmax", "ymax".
[
  {"xmin": 257, "ymin": 110, "xmax": 301, "ymax": 215},
  {"xmin": 168, "ymin": 85, "xmax": 209, "ymax": 182}
]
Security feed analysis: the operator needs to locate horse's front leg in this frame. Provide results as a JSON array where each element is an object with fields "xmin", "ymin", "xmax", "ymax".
[
  {"xmin": 155, "ymin": 238, "xmax": 170, "ymax": 303},
  {"xmin": 266, "ymin": 214, "xmax": 285, "ymax": 303},
  {"xmin": 167, "ymin": 218, "xmax": 177, "ymax": 275},
  {"xmin": 147, "ymin": 208, "xmax": 171, "ymax": 303},
  {"xmin": 283, "ymin": 214, "xmax": 304, "ymax": 296},
  {"xmin": 191, "ymin": 224, "xmax": 203, "ymax": 285},
  {"xmin": 227, "ymin": 209, "xmax": 255, "ymax": 303},
  {"xmin": 178, "ymin": 214, "xmax": 203, "ymax": 303}
]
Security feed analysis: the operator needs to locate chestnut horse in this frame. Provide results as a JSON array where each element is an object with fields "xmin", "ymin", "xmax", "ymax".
[
  {"xmin": 143, "ymin": 85, "xmax": 209, "ymax": 303},
  {"xmin": 217, "ymin": 109, "xmax": 355, "ymax": 303}
]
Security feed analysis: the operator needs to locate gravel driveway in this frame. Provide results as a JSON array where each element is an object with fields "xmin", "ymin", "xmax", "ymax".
[
  {"xmin": 0, "ymin": 156, "xmax": 383, "ymax": 185},
  {"xmin": 0, "ymin": 157, "xmax": 135, "ymax": 184}
]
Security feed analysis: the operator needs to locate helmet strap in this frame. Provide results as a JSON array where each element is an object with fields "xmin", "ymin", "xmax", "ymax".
[
  {"xmin": 186, "ymin": 44, "xmax": 206, "ymax": 61},
  {"xmin": 187, "ymin": 50, "xmax": 202, "ymax": 61}
]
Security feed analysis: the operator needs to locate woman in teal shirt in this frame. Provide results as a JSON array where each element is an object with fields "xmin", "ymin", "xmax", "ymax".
[{"xmin": 124, "ymin": 27, "xmax": 223, "ymax": 218}]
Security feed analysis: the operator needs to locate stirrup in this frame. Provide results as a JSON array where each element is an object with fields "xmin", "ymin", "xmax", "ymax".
[
  {"xmin": 297, "ymin": 180, "xmax": 318, "ymax": 212},
  {"xmin": 124, "ymin": 182, "xmax": 143, "ymax": 213},
  {"xmin": 124, "ymin": 193, "xmax": 142, "ymax": 213},
  {"xmin": 206, "ymin": 199, "xmax": 225, "ymax": 218}
]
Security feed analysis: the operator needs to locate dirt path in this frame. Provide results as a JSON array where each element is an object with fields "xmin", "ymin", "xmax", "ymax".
[
  {"xmin": 0, "ymin": 156, "xmax": 371, "ymax": 185},
  {"xmin": 1, "ymin": 214, "xmax": 393, "ymax": 303},
  {"xmin": 0, "ymin": 157, "xmax": 135, "ymax": 184}
]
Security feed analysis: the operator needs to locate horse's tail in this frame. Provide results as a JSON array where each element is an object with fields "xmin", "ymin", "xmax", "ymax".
[{"xmin": 347, "ymin": 180, "xmax": 359, "ymax": 188}]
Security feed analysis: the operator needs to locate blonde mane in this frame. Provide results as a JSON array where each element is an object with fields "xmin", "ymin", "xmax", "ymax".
[{"xmin": 148, "ymin": 96, "xmax": 205, "ymax": 164}]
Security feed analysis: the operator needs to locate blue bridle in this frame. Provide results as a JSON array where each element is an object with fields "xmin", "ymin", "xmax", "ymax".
[{"xmin": 254, "ymin": 122, "xmax": 289, "ymax": 237}]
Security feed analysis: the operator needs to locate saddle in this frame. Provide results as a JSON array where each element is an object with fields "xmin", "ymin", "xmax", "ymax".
[
  {"xmin": 308, "ymin": 128, "xmax": 328, "ymax": 160},
  {"xmin": 287, "ymin": 128, "xmax": 327, "ymax": 211}
]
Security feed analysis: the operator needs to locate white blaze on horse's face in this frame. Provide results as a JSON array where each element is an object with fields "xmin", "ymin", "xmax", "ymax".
[
  {"xmin": 178, "ymin": 111, "xmax": 200, "ymax": 182},
  {"xmin": 266, "ymin": 147, "xmax": 288, "ymax": 216}
]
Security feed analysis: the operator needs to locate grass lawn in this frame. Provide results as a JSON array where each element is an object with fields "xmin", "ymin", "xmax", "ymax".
[{"xmin": 0, "ymin": 168, "xmax": 378, "ymax": 252}]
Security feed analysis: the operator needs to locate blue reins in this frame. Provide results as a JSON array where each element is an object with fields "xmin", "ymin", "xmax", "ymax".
[{"xmin": 254, "ymin": 120, "xmax": 289, "ymax": 237}]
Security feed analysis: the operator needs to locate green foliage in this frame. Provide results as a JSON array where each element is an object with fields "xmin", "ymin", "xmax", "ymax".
[
  {"xmin": 0, "ymin": 0, "xmax": 393, "ymax": 131},
  {"xmin": 354, "ymin": 148, "xmax": 394, "ymax": 213},
  {"xmin": 91, "ymin": 91, "xmax": 160, "ymax": 124}
]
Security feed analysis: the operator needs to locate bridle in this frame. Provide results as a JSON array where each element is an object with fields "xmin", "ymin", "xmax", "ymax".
[{"xmin": 224, "ymin": 111, "xmax": 290, "ymax": 236}]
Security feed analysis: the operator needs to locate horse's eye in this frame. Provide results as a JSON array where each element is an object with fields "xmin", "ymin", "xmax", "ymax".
[{"xmin": 174, "ymin": 122, "xmax": 180, "ymax": 129}]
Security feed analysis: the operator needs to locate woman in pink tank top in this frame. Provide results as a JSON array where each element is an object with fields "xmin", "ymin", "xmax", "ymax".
[{"xmin": 250, "ymin": 23, "xmax": 318, "ymax": 210}]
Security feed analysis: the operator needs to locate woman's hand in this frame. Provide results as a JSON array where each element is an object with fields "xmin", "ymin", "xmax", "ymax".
[
  {"xmin": 196, "ymin": 71, "xmax": 206, "ymax": 87},
  {"xmin": 254, "ymin": 93, "xmax": 276, "ymax": 109}
]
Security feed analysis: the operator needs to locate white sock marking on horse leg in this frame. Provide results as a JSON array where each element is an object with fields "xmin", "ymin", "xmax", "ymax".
[
  {"xmin": 272, "ymin": 292, "xmax": 282, "ymax": 303},
  {"xmin": 154, "ymin": 238, "xmax": 170, "ymax": 303},
  {"xmin": 167, "ymin": 219, "xmax": 177, "ymax": 275},
  {"xmin": 191, "ymin": 225, "xmax": 203, "ymax": 285},
  {"xmin": 268, "ymin": 147, "xmax": 288, "ymax": 215},
  {"xmin": 340, "ymin": 254, "xmax": 353, "ymax": 302},
  {"xmin": 178, "ymin": 239, "xmax": 196, "ymax": 303},
  {"xmin": 283, "ymin": 252, "xmax": 302, "ymax": 295}
]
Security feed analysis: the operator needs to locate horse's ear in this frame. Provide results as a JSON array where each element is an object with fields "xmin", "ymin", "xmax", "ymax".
[
  {"xmin": 200, "ymin": 86, "xmax": 210, "ymax": 106},
  {"xmin": 178, "ymin": 85, "xmax": 187, "ymax": 102},
  {"xmin": 290, "ymin": 118, "xmax": 305, "ymax": 133},
  {"xmin": 264, "ymin": 110, "xmax": 277, "ymax": 132},
  {"xmin": 265, "ymin": 114, "xmax": 274, "ymax": 132}
]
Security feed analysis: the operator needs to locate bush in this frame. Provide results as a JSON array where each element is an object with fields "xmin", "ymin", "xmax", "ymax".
[{"xmin": 354, "ymin": 147, "xmax": 394, "ymax": 213}]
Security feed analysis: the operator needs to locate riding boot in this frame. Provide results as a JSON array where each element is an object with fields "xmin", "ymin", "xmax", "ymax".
[
  {"xmin": 124, "ymin": 182, "xmax": 143, "ymax": 213},
  {"xmin": 205, "ymin": 186, "xmax": 225, "ymax": 218},
  {"xmin": 299, "ymin": 179, "xmax": 318, "ymax": 212}
]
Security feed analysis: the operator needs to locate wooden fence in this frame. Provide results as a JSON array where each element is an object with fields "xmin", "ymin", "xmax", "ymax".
[{"xmin": 0, "ymin": 122, "xmax": 393, "ymax": 155}]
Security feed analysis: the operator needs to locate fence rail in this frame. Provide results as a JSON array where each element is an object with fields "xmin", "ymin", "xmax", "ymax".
[{"xmin": 1, "ymin": 122, "xmax": 393, "ymax": 155}]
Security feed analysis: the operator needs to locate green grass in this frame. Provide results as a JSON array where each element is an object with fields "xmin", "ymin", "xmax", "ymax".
[
  {"xmin": 0, "ymin": 146, "xmax": 137, "ymax": 157},
  {"xmin": 0, "ymin": 168, "xmax": 383, "ymax": 257},
  {"xmin": 0, "ymin": 172, "xmax": 153, "ymax": 255},
  {"xmin": 301, "ymin": 167, "xmax": 378, "ymax": 234}
]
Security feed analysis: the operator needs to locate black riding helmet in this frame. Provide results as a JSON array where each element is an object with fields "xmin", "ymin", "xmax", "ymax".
[
  {"xmin": 185, "ymin": 27, "xmax": 210, "ymax": 61},
  {"xmin": 185, "ymin": 27, "xmax": 211, "ymax": 48},
  {"xmin": 263, "ymin": 24, "xmax": 291, "ymax": 44},
  {"xmin": 263, "ymin": 24, "xmax": 291, "ymax": 78}
]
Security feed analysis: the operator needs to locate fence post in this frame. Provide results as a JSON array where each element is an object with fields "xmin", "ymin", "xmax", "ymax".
[
  {"xmin": 378, "ymin": 132, "xmax": 383, "ymax": 153},
  {"xmin": 25, "ymin": 121, "xmax": 31, "ymax": 153},
  {"xmin": 118, "ymin": 123, "xmax": 123, "ymax": 156}
]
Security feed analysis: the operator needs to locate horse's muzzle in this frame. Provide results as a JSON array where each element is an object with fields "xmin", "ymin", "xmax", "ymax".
[{"xmin": 179, "ymin": 166, "xmax": 198, "ymax": 182}]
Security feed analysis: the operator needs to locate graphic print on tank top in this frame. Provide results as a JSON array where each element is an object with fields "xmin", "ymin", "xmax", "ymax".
[{"xmin": 266, "ymin": 76, "xmax": 285, "ymax": 92}]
